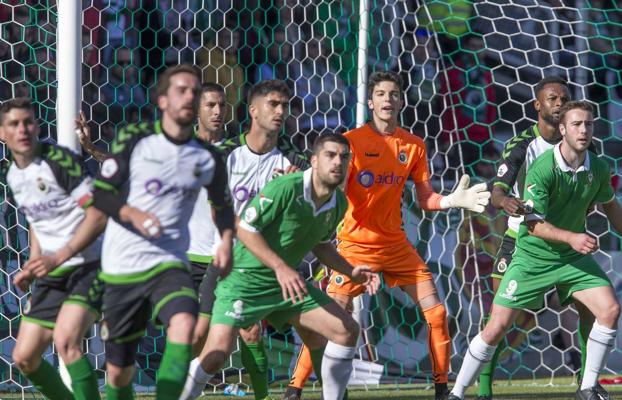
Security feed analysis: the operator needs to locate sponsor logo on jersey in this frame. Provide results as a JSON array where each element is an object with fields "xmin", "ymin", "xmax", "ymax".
[
  {"xmin": 144, "ymin": 178, "xmax": 198, "ymax": 198},
  {"xmin": 36, "ymin": 177, "xmax": 49, "ymax": 193},
  {"xmin": 497, "ymin": 163, "xmax": 508, "ymax": 177},
  {"xmin": 20, "ymin": 199, "xmax": 62, "ymax": 216},
  {"xmin": 244, "ymin": 206, "xmax": 258, "ymax": 223},
  {"xmin": 500, "ymin": 279, "xmax": 518, "ymax": 301},
  {"xmin": 365, "ymin": 152, "xmax": 380, "ymax": 157},
  {"xmin": 357, "ymin": 170, "xmax": 405, "ymax": 188},
  {"xmin": 233, "ymin": 186, "xmax": 258, "ymax": 203},
  {"xmin": 101, "ymin": 158, "xmax": 119, "ymax": 178},
  {"xmin": 398, "ymin": 151, "xmax": 408, "ymax": 164},
  {"xmin": 225, "ymin": 300, "xmax": 245, "ymax": 321}
]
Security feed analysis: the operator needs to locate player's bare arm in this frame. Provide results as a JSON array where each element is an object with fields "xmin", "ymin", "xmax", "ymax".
[
  {"xmin": 75, "ymin": 110, "xmax": 108, "ymax": 162},
  {"xmin": 237, "ymin": 222, "xmax": 308, "ymax": 304},
  {"xmin": 491, "ymin": 184, "xmax": 525, "ymax": 217},
  {"xmin": 526, "ymin": 219, "xmax": 598, "ymax": 255}
]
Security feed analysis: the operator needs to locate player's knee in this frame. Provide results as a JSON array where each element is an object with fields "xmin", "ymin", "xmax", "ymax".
[
  {"xmin": 422, "ymin": 303, "xmax": 448, "ymax": 330},
  {"xmin": 337, "ymin": 315, "xmax": 360, "ymax": 346},
  {"xmin": 201, "ymin": 350, "xmax": 228, "ymax": 373},
  {"xmin": 12, "ymin": 348, "xmax": 38, "ymax": 374},
  {"xmin": 482, "ymin": 320, "xmax": 509, "ymax": 345},
  {"xmin": 53, "ymin": 331, "xmax": 82, "ymax": 361},
  {"xmin": 598, "ymin": 300, "xmax": 620, "ymax": 328},
  {"xmin": 106, "ymin": 363, "xmax": 134, "ymax": 387},
  {"xmin": 167, "ymin": 312, "xmax": 197, "ymax": 343}
]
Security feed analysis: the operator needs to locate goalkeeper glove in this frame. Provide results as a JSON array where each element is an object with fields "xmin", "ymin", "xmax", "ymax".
[{"xmin": 440, "ymin": 174, "xmax": 491, "ymax": 213}]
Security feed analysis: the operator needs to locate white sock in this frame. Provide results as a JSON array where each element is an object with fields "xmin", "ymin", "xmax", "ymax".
[
  {"xmin": 179, "ymin": 358, "xmax": 213, "ymax": 400},
  {"xmin": 321, "ymin": 341, "xmax": 356, "ymax": 400},
  {"xmin": 581, "ymin": 321, "xmax": 617, "ymax": 390},
  {"xmin": 450, "ymin": 333, "xmax": 497, "ymax": 399}
]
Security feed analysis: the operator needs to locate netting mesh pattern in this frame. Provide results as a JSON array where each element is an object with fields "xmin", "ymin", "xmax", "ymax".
[{"xmin": 1, "ymin": 0, "xmax": 621, "ymax": 395}]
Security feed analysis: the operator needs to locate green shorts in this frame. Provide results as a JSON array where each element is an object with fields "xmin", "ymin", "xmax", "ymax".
[
  {"xmin": 211, "ymin": 271, "xmax": 332, "ymax": 330},
  {"xmin": 494, "ymin": 253, "xmax": 611, "ymax": 310}
]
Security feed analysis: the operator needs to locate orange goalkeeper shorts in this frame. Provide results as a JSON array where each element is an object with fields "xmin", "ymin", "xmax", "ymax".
[{"xmin": 327, "ymin": 240, "xmax": 434, "ymax": 297}]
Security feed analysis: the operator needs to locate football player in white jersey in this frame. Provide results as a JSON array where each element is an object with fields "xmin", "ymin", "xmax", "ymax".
[
  {"xmin": 183, "ymin": 80, "xmax": 308, "ymax": 400},
  {"xmin": 92, "ymin": 64, "xmax": 235, "ymax": 400},
  {"xmin": 3, "ymin": 98, "xmax": 107, "ymax": 400}
]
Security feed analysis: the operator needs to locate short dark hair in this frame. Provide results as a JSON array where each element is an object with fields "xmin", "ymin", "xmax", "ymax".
[
  {"xmin": 0, "ymin": 97, "xmax": 34, "ymax": 125},
  {"xmin": 534, "ymin": 76, "xmax": 568, "ymax": 98},
  {"xmin": 247, "ymin": 80, "xmax": 290, "ymax": 105},
  {"xmin": 201, "ymin": 82, "xmax": 225, "ymax": 96},
  {"xmin": 312, "ymin": 133, "xmax": 350, "ymax": 155},
  {"xmin": 155, "ymin": 64, "xmax": 200, "ymax": 98},
  {"xmin": 559, "ymin": 100, "xmax": 594, "ymax": 124},
  {"xmin": 368, "ymin": 70, "xmax": 403, "ymax": 99}
]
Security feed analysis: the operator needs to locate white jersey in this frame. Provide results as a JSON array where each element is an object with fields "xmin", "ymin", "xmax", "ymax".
[
  {"xmin": 506, "ymin": 135, "xmax": 556, "ymax": 233},
  {"xmin": 5, "ymin": 143, "xmax": 101, "ymax": 273},
  {"xmin": 94, "ymin": 121, "xmax": 231, "ymax": 280},
  {"xmin": 187, "ymin": 187, "xmax": 218, "ymax": 262}
]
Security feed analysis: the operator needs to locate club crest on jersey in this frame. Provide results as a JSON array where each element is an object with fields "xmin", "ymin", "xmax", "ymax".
[
  {"xmin": 398, "ymin": 151, "xmax": 408, "ymax": 164},
  {"xmin": 497, "ymin": 258, "xmax": 507, "ymax": 273},
  {"xmin": 244, "ymin": 206, "xmax": 258, "ymax": 223},
  {"xmin": 334, "ymin": 275, "xmax": 344, "ymax": 286},
  {"xmin": 101, "ymin": 158, "xmax": 119, "ymax": 178},
  {"xmin": 36, "ymin": 177, "xmax": 48, "ymax": 193}
]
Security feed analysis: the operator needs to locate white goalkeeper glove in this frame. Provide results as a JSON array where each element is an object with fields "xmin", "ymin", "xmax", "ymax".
[{"xmin": 440, "ymin": 175, "xmax": 491, "ymax": 213}]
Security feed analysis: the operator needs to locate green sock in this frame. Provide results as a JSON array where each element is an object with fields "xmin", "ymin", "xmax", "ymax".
[
  {"xmin": 578, "ymin": 319, "xmax": 591, "ymax": 378},
  {"xmin": 241, "ymin": 339, "xmax": 269, "ymax": 400},
  {"xmin": 24, "ymin": 359, "xmax": 74, "ymax": 400},
  {"xmin": 105, "ymin": 383, "xmax": 134, "ymax": 400},
  {"xmin": 156, "ymin": 339, "xmax": 192, "ymax": 400},
  {"xmin": 309, "ymin": 348, "xmax": 324, "ymax": 385},
  {"xmin": 66, "ymin": 355, "xmax": 100, "ymax": 400}
]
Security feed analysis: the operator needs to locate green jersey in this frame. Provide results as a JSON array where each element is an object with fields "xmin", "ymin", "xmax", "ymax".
[
  {"xmin": 517, "ymin": 144, "xmax": 614, "ymax": 264},
  {"xmin": 234, "ymin": 169, "xmax": 347, "ymax": 286}
]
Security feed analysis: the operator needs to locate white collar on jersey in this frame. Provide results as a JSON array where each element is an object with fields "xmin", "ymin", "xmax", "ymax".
[
  {"xmin": 554, "ymin": 142, "xmax": 590, "ymax": 172},
  {"xmin": 303, "ymin": 168, "xmax": 337, "ymax": 216}
]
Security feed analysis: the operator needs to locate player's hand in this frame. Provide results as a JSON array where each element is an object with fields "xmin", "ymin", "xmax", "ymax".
[
  {"xmin": 75, "ymin": 110, "xmax": 93, "ymax": 147},
  {"xmin": 442, "ymin": 175, "xmax": 491, "ymax": 213},
  {"xmin": 568, "ymin": 233, "xmax": 599, "ymax": 254},
  {"xmin": 22, "ymin": 255, "xmax": 60, "ymax": 278},
  {"xmin": 500, "ymin": 196, "xmax": 526, "ymax": 217},
  {"xmin": 13, "ymin": 269, "xmax": 34, "ymax": 292},
  {"xmin": 124, "ymin": 207, "xmax": 162, "ymax": 238},
  {"xmin": 273, "ymin": 165, "xmax": 300, "ymax": 176},
  {"xmin": 350, "ymin": 266, "xmax": 381, "ymax": 295},
  {"xmin": 213, "ymin": 239, "xmax": 233, "ymax": 277},
  {"xmin": 274, "ymin": 264, "xmax": 308, "ymax": 304}
]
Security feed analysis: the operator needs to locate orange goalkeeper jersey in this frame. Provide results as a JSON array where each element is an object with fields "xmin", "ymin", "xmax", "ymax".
[{"xmin": 338, "ymin": 123, "xmax": 431, "ymax": 247}]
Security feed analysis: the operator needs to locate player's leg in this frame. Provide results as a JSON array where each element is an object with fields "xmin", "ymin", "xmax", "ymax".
[
  {"xmin": 191, "ymin": 262, "xmax": 219, "ymax": 355},
  {"xmin": 13, "ymin": 321, "xmax": 72, "ymax": 399},
  {"xmin": 150, "ymin": 268, "xmax": 198, "ymax": 400},
  {"xmin": 289, "ymin": 298, "xmax": 360, "ymax": 400},
  {"xmin": 53, "ymin": 304, "xmax": 98, "ymax": 400},
  {"xmin": 571, "ymin": 287, "xmax": 619, "ymax": 395},
  {"xmin": 284, "ymin": 270, "xmax": 356, "ymax": 398},
  {"xmin": 478, "ymin": 234, "xmax": 514, "ymax": 399},
  {"xmin": 15, "ymin": 277, "xmax": 76, "ymax": 399},
  {"xmin": 400, "ymin": 280, "xmax": 450, "ymax": 400},
  {"xmin": 180, "ymin": 323, "xmax": 240, "ymax": 400},
  {"xmin": 53, "ymin": 262, "xmax": 103, "ymax": 400},
  {"xmin": 449, "ymin": 303, "xmax": 520, "ymax": 400},
  {"xmin": 239, "ymin": 323, "xmax": 270, "ymax": 400}
]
